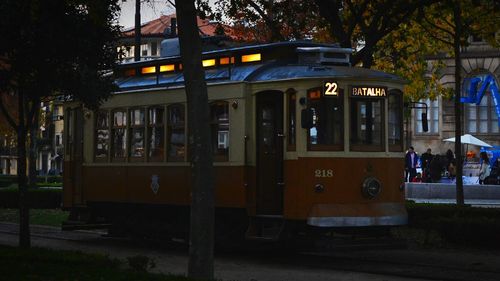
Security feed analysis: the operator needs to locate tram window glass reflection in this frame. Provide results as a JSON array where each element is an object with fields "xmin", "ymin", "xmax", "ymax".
[
  {"xmin": 287, "ymin": 90, "xmax": 296, "ymax": 151},
  {"xmin": 129, "ymin": 108, "xmax": 145, "ymax": 159},
  {"xmin": 95, "ymin": 111, "xmax": 110, "ymax": 161},
  {"xmin": 307, "ymin": 88, "xmax": 343, "ymax": 150},
  {"xmin": 350, "ymin": 98, "xmax": 384, "ymax": 151},
  {"xmin": 211, "ymin": 101, "xmax": 229, "ymax": 161},
  {"xmin": 388, "ymin": 92, "xmax": 403, "ymax": 151},
  {"xmin": 148, "ymin": 106, "xmax": 165, "ymax": 161},
  {"xmin": 112, "ymin": 109, "xmax": 127, "ymax": 160},
  {"xmin": 167, "ymin": 104, "xmax": 185, "ymax": 162}
]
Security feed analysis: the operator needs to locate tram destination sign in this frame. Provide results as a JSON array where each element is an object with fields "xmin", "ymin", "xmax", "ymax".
[
  {"xmin": 323, "ymin": 81, "xmax": 339, "ymax": 96},
  {"xmin": 351, "ymin": 86, "xmax": 387, "ymax": 97}
]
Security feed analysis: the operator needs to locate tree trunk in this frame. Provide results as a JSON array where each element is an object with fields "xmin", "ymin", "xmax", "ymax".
[
  {"xmin": 175, "ymin": 0, "xmax": 215, "ymax": 280},
  {"xmin": 134, "ymin": 0, "xmax": 141, "ymax": 62},
  {"xmin": 28, "ymin": 101, "xmax": 40, "ymax": 189},
  {"xmin": 453, "ymin": 1, "xmax": 464, "ymax": 205},
  {"xmin": 17, "ymin": 90, "xmax": 30, "ymax": 248}
]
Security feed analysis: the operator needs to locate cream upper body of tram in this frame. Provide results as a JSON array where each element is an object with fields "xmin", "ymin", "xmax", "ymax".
[{"xmin": 63, "ymin": 41, "xmax": 407, "ymax": 236}]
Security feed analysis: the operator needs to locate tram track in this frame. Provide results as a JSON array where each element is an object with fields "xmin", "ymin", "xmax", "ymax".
[{"xmin": 1, "ymin": 222, "xmax": 500, "ymax": 281}]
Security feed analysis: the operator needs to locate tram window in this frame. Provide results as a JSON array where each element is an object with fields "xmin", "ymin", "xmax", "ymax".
[
  {"xmin": 167, "ymin": 104, "xmax": 186, "ymax": 162},
  {"xmin": 95, "ymin": 111, "xmax": 110, "ymax": 161},
  {"xmin": 307, "ymin": 88, "xmax": 343, "ymax": 151},
  {"xmin": 129, "ymin": 108, "xmax": 145, "ymax": 160},
  {"xmin": 210, "ymin": 101, "xmax": 229, "ymax": 161},
  {"xmin": 112, "ymin": 109, "xmax": 127, "ymax": 160},
  {"xmin": 350, "ymin": 99, "xmax": 384, "ymax": 151},
  {"xmin": 287, "ymin": 89, "xmax": 296, "ymax": 151},
  {"xmin": 388, "ymin": 92, "xmax": 403, "ymax": 152},
  {"xmin": 148, "ymin": 107, "xmax": 165, "ymax": 162}
]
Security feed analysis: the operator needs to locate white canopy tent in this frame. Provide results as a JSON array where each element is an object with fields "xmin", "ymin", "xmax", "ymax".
[{"xmin": 443, "ymin": 134, "xmax": 493, "ymax": 148}]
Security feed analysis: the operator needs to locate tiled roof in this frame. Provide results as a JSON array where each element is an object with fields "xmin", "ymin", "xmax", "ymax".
[{"xmin": 121, "ymin": 14, "xmax": 220, "ymax": 38}]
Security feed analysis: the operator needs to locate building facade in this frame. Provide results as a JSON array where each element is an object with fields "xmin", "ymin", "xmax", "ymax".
[
  {"xmin": 410, "ymin": 36, "xmax": 500, "ymax": 157},
  {"xmin": 119, "ymin": 14, "xmax": 225, "ymax": 62}
]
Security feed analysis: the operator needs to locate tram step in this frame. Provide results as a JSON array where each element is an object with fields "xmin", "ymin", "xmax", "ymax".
[{"xmin": 245, "ymin": 216, "xmax": 285, "ymax": 241}]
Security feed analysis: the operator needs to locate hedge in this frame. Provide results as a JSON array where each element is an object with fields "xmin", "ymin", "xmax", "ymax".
[
  {"xmin": 0, "ymin": 188, "xmax": 61, "ymax": 209},
  {"xmin": 406, "ymin": 202, "xmax": 500, "ymax": 248},
  {"xmin": 0, "ymin": 175, "xmax": 62, "ymax": 187}
]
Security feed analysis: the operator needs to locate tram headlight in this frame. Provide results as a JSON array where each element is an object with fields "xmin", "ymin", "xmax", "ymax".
[
  {"xmin": 314, "ymin": 183, "xmax": 325, "ymax": 193},
  {"xmin": 362, "ymin": 177, "xmax": 382, "ymax": 199}
]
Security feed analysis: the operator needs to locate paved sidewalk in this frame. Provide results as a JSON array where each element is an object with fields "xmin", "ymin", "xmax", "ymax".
[{"xmin": 0, "ymin": 223, "xmax": 429, "ymax": 281}]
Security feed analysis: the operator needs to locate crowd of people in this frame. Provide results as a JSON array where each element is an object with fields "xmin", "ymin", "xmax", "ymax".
[{"xmin": 404, "ymin": 147, "xmax": 500, "ymax": 185}]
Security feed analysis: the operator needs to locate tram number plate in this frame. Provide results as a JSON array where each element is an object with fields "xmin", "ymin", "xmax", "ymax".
[
  {"xmin": 315, "ymin": 169, "xmax": 333, "ymax": 178},
  {"xmin": 324, "ymin": 82, "xmax": 339, "ymax": 96}
]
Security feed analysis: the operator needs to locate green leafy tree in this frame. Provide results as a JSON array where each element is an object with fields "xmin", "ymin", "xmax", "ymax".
[
  {"xmin": 313, "ymin": 0, "xmax": 441, "ymax": 68},
  {"xmin": 214, "ymin": 0, "xmax": 319, "ymax": 42},
  {"xmin": 374, "ymin": 22, "xmax": 452, "ymax": 102},
  {"xmin": 0, "ymin": 0, "xmax": 120, "ymax": 248},
  {"xmin": 417, "ymin": 0, "xmax": 499, "ymax": 205}
]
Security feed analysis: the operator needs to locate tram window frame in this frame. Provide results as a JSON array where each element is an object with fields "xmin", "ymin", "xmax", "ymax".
[
  {"xmin": 210, "ymin": 101, "xmax": 230, "ymax": 161},
  {"xmin": 286, "ymin": 89, "xmax": 297, "ymax": 151},
  {"xmin": 111, "ymin": 109, "xmax": 128, "ymax": 162},
  {"xmin": 307, "ymin": 87, "xmax": 344, "ymax": 151},
  {"xmin": 388, "ymin": 91, "xmax": 404, "ymax": 152},
  {"xmin": 167, "ymin": 104, "xmax": 186, "ymax": 162},
  {"xmin": 147, "ymin": 106, "xmax": 165, "ymax": 162},
  {"xmin": 94, "ymin": 110, "xmax": 110, "ymax": 162},
  {"xmin": 128, "ymin": 108, "xmax": 146, "ymax": 161},
  {"xmin": 349, "ymin": 97, "xmax": 385, "ymax": 152}
]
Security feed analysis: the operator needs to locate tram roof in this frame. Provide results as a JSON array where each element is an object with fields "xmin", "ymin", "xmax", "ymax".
[{"xmin": 115, "ymin": 41, "xmax": 405, "ymax": 92}]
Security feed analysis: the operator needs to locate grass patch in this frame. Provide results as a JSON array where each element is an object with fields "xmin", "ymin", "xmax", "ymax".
[
  {"xmin": 0, "ymin": 209, "xmax": 69, "ymax": 227},
  {"xmin": 0, "ymin": 245, "xmax": 191, "ymax": 281}
]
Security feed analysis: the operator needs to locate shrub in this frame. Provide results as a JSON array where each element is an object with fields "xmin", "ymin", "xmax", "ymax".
[
  {"xmin": 0, "ymin": 188, "xmax": 62, "ymax": 209},
  {"xmin": 405, "ymin": 203, "xmax": 500, "ymax": 249},
  {"xmin": 127, "ymin": 255, "xmax": 156, "ymax": 272}
]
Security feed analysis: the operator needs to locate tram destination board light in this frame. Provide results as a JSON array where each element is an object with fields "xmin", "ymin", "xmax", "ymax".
[
  {"xmin": 241, "ymin": 53, "xmax": 261, "ymax": 63},
  {"xmin": 159, "ymin": 64, "xmax": 175, "ymax": 72},
  {"xmin": 351, "ymin": 86, "xmax": 387, "ymax": 97},
  {"xmin": 141, "ymin": 66, "xmax": 156, "ymax": 74},
  {"xmin": 202, "ymin": 59, "xmax": 216, "ymax": 67}
]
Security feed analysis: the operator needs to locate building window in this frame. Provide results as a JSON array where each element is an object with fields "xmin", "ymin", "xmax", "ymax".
[
  {"xmin": 151, "ymin": 42, "xmax": 158, "ymax": 56},
  {"xmin": 287, "ymin": 89, "xmax": 296, "ymax": 151},
  {"xmin": 129, "ymin": 108, "xmax": 145, "ymax": 159},
  {"xmin": 416, "ymin": 98, "xmax": 439, "ymax": 134},
  {"xmin": 350, "ymin": 98, "xmax": 384, "ymax": 151},
  {"xmin": 112, "ymin": 109, "xmax": 127, "ymax": 161},
  {"xmin": 148, "ymin": 106, "xmax": 165, "ymax": 161},
  {"xmin": 466, "ymin": 94, "xmax": 499, "ymax": 134},
  {"xmin": 210, "ymin": 101, "xmax": 229, "ymax": 161},
  {"xmin": 95, "ymin": 111, "xmax": 110, "ymax": 161},
  {"xmin": 141, "ymin": 44, "xmax": 148, "ymax": 57},
  {"xmin": 388, "ymin": 91, "xmax": 403, "ymax": 151},
  {"xmin": 307, "ymin": 88, "xmax": 343, "ymax": 150},
  {"xmin": 167, "ymin": 104, "xmax": 186, "ymax": 161}
]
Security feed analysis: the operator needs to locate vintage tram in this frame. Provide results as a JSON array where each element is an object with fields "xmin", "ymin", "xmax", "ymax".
[{"xmin": 62, "ymin": 41, "xmax": 407, "ymax": 241}]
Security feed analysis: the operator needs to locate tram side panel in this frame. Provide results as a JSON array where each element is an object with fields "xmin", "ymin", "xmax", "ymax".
[{"xmin": 284, "ymin": 157, "xmax": 406, "ymax": 226}]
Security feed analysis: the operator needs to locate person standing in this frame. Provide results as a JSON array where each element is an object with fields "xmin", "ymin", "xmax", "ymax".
[
  {"xmin": 478, "ymin": 151, "xmax": 491, "ymax": 185},
  {"xmin": 421, "ymin": 148, "xmax": 433, "ymax": 182},
  {"xmin": 445, "ymin": 149, "xmax": 456, "ymax": 179},
  {"xmin": 405, "ymin": 146, "xmax": 418, "ymax": 182}
]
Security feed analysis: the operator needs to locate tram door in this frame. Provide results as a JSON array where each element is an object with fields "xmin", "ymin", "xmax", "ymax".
[
  {"xmin": 66, "ymin": 107, "xmax": 84, "ymax": 205},
  {"xmin": 256, "ymin": 91, "xmax": 284, "ymax": 215}
]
